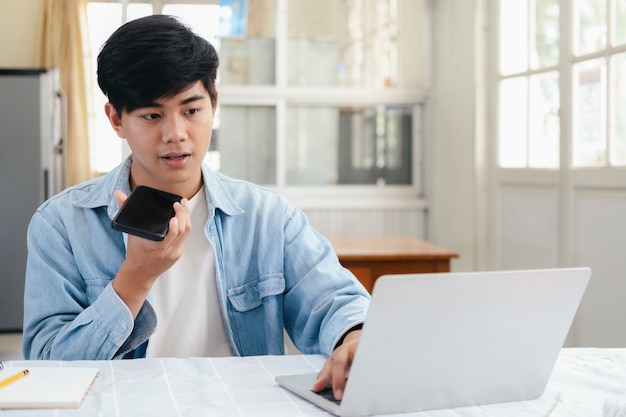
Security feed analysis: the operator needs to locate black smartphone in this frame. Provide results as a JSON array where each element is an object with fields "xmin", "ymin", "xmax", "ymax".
[{"xmin": 111, "ymin": 185, "xmax": 183, "ymax": 241}]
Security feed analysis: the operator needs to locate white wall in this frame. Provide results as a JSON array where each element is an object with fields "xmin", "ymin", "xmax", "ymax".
[
  {"xmin": 0, "ymin": 0, "xmax": 43, "ymax": 68},
  {"xmin": 427, "ymin": 0, "xmax": 479, "ymax": 272}
]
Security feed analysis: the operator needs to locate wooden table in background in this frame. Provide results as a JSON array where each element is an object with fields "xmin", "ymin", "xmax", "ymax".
[{"xmin": 329, "ymin": 236, "xmax": 459, "ymax": 293}]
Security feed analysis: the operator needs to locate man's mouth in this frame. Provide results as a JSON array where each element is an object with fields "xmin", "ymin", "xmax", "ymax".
[{"xmin": 162, "ymin": 153, "xmax": 191, "ymax": 160}]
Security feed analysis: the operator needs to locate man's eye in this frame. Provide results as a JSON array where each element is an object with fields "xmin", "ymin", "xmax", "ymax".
[
  {"xmin": 186, "ymin": 108, "xmax": 199, "ymax": 115},
  {"xmin": 142, "ymin": 113, "xmax": 161, "ymax": 120}
]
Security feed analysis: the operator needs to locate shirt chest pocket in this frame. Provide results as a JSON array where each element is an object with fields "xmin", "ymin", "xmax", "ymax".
[
  {"xmin": 226, "ymin": 274, "xmax": 286, "ymax": 355},
  {"xmin": 227, "ymin": 274, "xmax": 285, "ymax": 312}
]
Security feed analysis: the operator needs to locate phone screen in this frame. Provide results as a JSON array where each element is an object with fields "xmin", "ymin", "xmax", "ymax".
[{"xmin": 111, "ymin": 185, "xmax": 183, "ymax": 241}]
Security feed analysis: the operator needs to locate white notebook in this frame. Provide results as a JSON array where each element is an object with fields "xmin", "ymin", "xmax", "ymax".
[{"xmin": 0, "ymin": 367, "xmax": 99, "ymax": 409}]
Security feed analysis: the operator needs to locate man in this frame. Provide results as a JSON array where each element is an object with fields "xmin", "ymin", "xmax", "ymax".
[{"xmin": 22, "ymin": 15, "xmax": 370, "ymax": 400}]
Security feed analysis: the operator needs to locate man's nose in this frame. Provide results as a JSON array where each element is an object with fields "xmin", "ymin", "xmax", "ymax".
[{"xmin": 163, "ymin": 115, "xmax": 187, "ymax": 142}]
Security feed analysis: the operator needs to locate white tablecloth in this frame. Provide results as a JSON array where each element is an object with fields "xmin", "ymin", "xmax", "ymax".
[{"xmin": 2, "ymin": 348, "xmax": 626, "ymax": 416}]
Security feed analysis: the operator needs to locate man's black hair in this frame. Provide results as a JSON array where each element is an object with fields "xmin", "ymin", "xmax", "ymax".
[{"xmin": 97, "ymin": 14, "xmax": 219, "ymax": 115}]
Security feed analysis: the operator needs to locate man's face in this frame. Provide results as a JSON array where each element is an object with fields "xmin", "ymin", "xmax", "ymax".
[{"xmin": 105, "ymin": 81, "xmax": 217, "ymax": 198}]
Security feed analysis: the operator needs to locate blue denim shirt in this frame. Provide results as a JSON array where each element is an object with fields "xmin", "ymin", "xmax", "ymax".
[{"xmin": 23, "ymin": 157, "xmax": 370, "ymax": 360}]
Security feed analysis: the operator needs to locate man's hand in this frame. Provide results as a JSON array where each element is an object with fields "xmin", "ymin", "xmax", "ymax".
[
  {"xmin": 111, "ymin": 189, "xmax": 192, "ymax": 318},
  {"xmin": 312, "ymin": 329, "xmax": 362, "ymax": 401}
]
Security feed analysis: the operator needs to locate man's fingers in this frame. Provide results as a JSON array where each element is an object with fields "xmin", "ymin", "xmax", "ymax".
[
  {"xmin": 313, "ymin": 360, "xmax": 332, "ymax": 392},
  {"xmin": 113, "ymin": 190, "xmax": 128, "ymax": 207},
  {"xmin": 312, "ymin": 351, "xmax": 349, "ymax": 401},
  {"xmin": 330, "ymin": 351, "xmax": 349, "ymax": 400}
]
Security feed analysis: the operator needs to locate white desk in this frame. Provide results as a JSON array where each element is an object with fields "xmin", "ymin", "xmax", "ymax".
[{"xmin": 2, "ymin": 348, "xmax": 626, "ymax": 416}]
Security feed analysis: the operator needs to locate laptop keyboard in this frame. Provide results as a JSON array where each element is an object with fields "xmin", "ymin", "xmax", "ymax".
[{"xmin": 312, "ymin": 387, "xmax": 341, "ymax": 405}]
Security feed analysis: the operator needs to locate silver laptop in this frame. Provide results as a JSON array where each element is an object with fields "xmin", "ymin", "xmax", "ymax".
[{"xmin": 275, "ymin": 267, "xmax": 591, "ymax": 416}]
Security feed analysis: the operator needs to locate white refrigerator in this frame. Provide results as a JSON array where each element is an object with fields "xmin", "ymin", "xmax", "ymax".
[{"xmin": 0, "ymin": 68, "xmax": 65, "ymax": 331}]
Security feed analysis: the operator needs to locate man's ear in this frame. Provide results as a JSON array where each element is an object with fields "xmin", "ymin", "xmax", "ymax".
[
  {"xmin": 104, "ymin": 102, "xmax": 125, "ymax": 138},
  {"xmin": 212, "ymin": 91, "xmax": 219, "ymax": 116}
]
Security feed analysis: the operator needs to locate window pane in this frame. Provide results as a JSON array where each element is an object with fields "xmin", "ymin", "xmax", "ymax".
[
  {"xmin": 529, "ymin": 72, "xmax": 560, "ymax": 168},
  {"xmin": 574, "ymin": 0, "xmax": 607, "ymax": 56},
  {"xmin": 286, "ymin": 0, "xmax": 414, "ymax": 88},
  {"xmin": 531, "ymin": 0, "xmax": 559, "ymax": 69},
  {"xmin": 350, "ymin": 0, "xmax": 397, "ymax": 87},
  {"xmin": 610, "ymin": 52, "xmax": 626, "ymax": 165},
  {"xmin": 614, "ymin": 0, "xmax": 626, "ymax": 45},
  {"xmin": 284, "ymin": 105, "xmax": 412, "ymax": 185},
  {"xmin": 87, "ymin": 3, "xmax": 122, "ymax": 47},
  {"xmin": 162, "ymin": 4, "xmax": 221, "ymax": 46},
  {"xmin": 499, "ymin": 77, "xmax": 528, "ymax": 167},
  {"xmin": 217, "ymin": 106, "xmax": 276, "ymax": 184},
  {"xmin": 218, "ymin": 0, "xmax": 276, "ymax": 85},
  {"xmin": 128, "ymin": 3, "xmax": 153, "ymax": 21},
  {"xmin": 338, "ymin": 105, "xmax": 412, "ymax": 185},
  {"xmin": 87, "ymin": 3, "xmax": 124, "ymax": 173},
  {"xmin": 288, "ymin": 38, "xmax": 340, "ymax": 86},
  {"xmin": 499, "ymin": 0, "xmax": 528, "ymax": 75},
  {"xmin": 286, "ymin": 107, "xmax": 339, "ymax": 184},
  {"xmin": 287, "ymin": 0, "xmax": 342, "ymax": 86},
  {"xmin": 573, "ymin": 58, "xmax": 607, "ymax": 167},
  {"xmin": 220, "ymin": 38, "xmax": 275, "ymax": 85}
]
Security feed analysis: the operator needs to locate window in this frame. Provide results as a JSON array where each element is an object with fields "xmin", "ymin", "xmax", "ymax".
[
  {"xmin": 498, "ymin": 0, "xmax": 560, "ymax": 168},
  {"xmin": 86, "ymin": 0, "xmax": 427, "ymax": 191},
  {"xmin": 497, "ymin": 0, "xmax": 626, "ymax": 169}
]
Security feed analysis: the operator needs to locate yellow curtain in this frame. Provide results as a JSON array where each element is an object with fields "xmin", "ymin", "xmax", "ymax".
[{"xmin": 39, "ymin": 0, "xmax": 93, "ymax": 187}]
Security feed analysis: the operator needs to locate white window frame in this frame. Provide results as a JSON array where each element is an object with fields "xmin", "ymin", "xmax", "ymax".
[{"xmin": 493, "ymin": 0, "xmax": 626, "ymax": 177}]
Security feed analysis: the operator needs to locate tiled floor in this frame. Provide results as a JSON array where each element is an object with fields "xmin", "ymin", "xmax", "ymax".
[{"xmin": 0, "ymin": 333, "xmax": 23, "ymax": 361}]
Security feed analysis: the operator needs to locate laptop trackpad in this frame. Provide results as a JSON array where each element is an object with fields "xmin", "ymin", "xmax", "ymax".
[
  {"xmin": 314, "ymin": 386, "xmax": 341, "ymax": 405},
  {"xmin": 275, "ymin": 373, "xmax": 343, "ymax": 415}
]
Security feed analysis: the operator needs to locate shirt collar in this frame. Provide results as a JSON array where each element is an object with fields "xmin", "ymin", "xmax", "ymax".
[
  {"xmin": 70, "ymin": 155, "xmax": 244, "ymax": 218},
  {"xmin": 200, "ymin": 163, "xmax": 245, "ymax": 217}
]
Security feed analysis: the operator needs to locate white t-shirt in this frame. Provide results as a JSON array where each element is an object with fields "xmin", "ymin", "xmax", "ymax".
[{"xmin": 146, "ymin": 187, "xmax": 231, "ymax": 358}]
